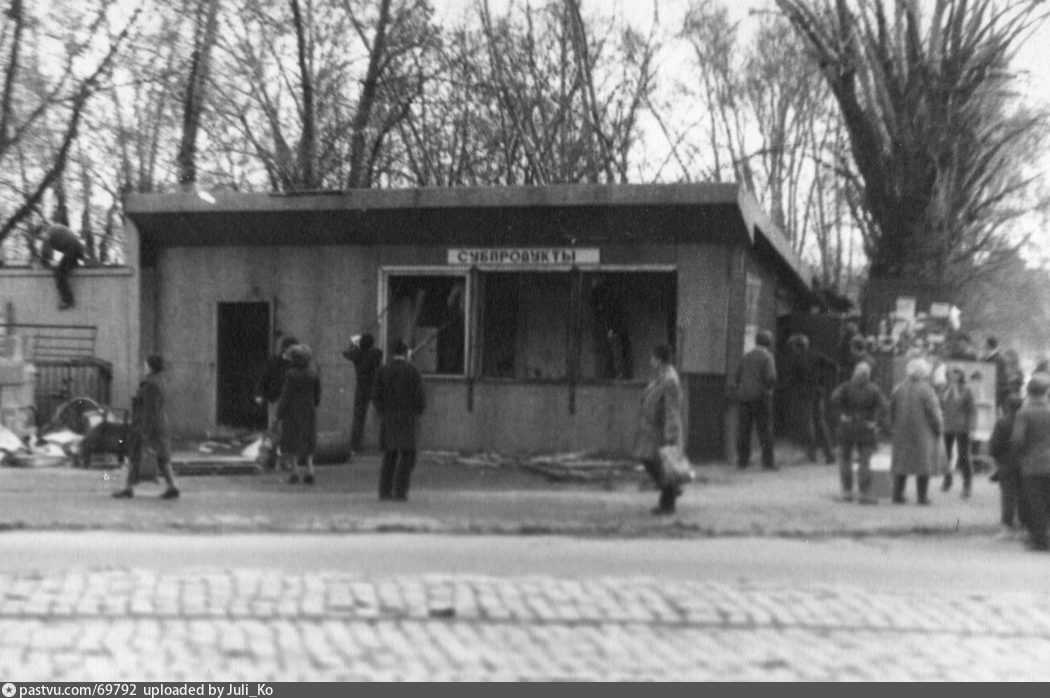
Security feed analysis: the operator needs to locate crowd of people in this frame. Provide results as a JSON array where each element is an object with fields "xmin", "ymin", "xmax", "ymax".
[
  {"xmin": 106, "ymin": 312, "xmax": 1050, "ymax": 552},
  {"xmin": 633, "ymin": 326, "xmax": 1050, "ymax": 553},
  {"xmin": 112, "ymin": 331, "xmax": 427, "ymax": 503}
]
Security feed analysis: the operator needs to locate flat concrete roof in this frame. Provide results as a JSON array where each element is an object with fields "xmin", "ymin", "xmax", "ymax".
[{"xmin": 124, "ymin": 183, "xmax": 809, "ymax": 293}]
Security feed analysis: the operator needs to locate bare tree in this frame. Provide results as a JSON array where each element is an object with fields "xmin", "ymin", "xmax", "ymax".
[
  {"xmin": 677, "ymin": 1, "xmax": 859, "ymax": 292},
  {"xmin": 176, "ymin": 0, "xmax": 222, "ymax": 191},
  {"xmin": 209, "ymin": 0, "xmax": 434, "ymax": 191},
  {"xmin": 0, "ymin": 0, "xmax": 142, "ymax": 247},
  {"xmin": 776, "ymin": 0, "xmax": 1050, "ymax": 290},
  {"xmin": 466, "ymin": 0, "xmax": 656, "ymax": 185}
]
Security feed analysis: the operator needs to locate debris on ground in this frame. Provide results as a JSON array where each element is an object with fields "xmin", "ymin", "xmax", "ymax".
[
  {"xmin": 0, "ymin": 424, "xmax": 25, "ymax": 455},
  {"xmin": 204, "ymin": 426, "xmax": 257, "ymax": 442},
  {"xmin": 521, "ymin": 452, "xmax": 638, "ymax": 483},
  {"xmin": 422, "ymin": 449, "xmax": 641, "ymax": 483},
  {"xmin": 6, "ymin": 441, "xmax": 69, "ymax": 468},
  {"xmin": 241, "ymin": 437, "xmax": 263, "ymax": 460},
  {"xmin": 194, "ymin": 432, "xmax": 262, "ymax": 456},
  {"xmin": 41, "ymin": 429, "xmax": 82, "ymax": 449}
]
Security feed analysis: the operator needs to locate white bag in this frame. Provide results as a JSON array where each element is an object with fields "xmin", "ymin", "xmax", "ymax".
[{"xmin": 658, "ymin": 445, "xmax": 695, "ymax": 486}]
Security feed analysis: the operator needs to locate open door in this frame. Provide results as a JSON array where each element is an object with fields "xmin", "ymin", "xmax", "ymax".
[{"xmin": 217, "ymin": 302, "xmax": 269, "ymax": 430}]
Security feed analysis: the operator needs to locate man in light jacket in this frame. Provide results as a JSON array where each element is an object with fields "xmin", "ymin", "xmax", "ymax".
[{"xmin": 732, "ymin": 329, "xmax": 778, "ymax": 471}]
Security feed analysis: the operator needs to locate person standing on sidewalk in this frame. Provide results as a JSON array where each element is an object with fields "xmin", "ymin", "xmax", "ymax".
[
  {"xmin": 829, "ymin": 362, "xmax": 888, "ymax": 504},
  {"xmin": 788, "ymin": 333, "xmax": 837, "ymax": 464},
  {"xmin": 1010, "ymin": 373, "xmax": 1050, "ymax": 551},
  {"xmin": 732, "ymin": 329, "xmax": 777, "ymax": 470},
  {"xmin": 989, "ymin": 395, "xmax": 1027, "ymax": 533},
  {"xmin": 255, "ymin": 335, "xmax": 298, "ymax": 471},
  {"xmin": 634, "ymin": 344, "xmax": 686, "ymax": 515},
  {"xmin": 890, "ymin": 358, "xmax": 945, "ymax": 505},
  {"xmin": 342, "ymin": 333, "xmax": 383, "ymax": 457},
  {"xmin": 374, "ymin": 339, "xmax": 426, "ymax": 501},
  {"xmin": 40, "ymin": 223, "xmax": 86, "ymax": 310},
  {"xmin": 982, "ymin": 336, "xmax": 1009, "ymax": 411},
  {"xmin": 940, "ymin": 367, "xmax": 976, "ymax": 498},
  {"xmin": 277, "ymin": 344, "xmax": 321, "ymax": 485},
  {"xmin": 112, "ymin": 355, "xmax": 179, "ymax": 500}
]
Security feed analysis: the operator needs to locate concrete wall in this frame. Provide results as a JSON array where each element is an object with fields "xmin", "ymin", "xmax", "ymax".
[
  {"xmin": 676, "ymin": 244, "xmax": 732, "ymax": 375},
  {"xmin": 0, "ymin": 267, "xmax": 139, "ymax": 410},
  {"xmin": 154, "ymin": 245, "xmax": 377, "ymax": 438},
  {"xmin": 419, "ymin": 380, "xmax": 643, "ymax": 453}
]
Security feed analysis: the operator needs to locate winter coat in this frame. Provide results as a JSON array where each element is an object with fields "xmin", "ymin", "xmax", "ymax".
[
  {"xmin": 890, "ymin": 378, "xmax": 947, "ymax": 476},
  {"xmin": 788, "ymin": 349, "xmax": 836, "ymax": 399},
  {"xmin": 633, "ymin": 364, "xmax": 685, "ymax": 462},
  {"xmin": 989, "ymin": 413, "xmax": 1020, "ymax": 476},
  {"xmin": 276, "ymin": 366, "xmax": 321, "ymax": 456},
  {"xmin": 256, "ymin": 354, "xmax": 291, "ymax": 404},
  {"xmin": 344, "ymin": 344, "xmax": 383, "ymax": 404},
  {"xmin": 734, "ymin": 346, "xmax": 776, "ymax": 402},
  {"xmin": 1011, "ymin": 397, "xmax": 1050, "ymax": 477},
  {"xmin": 940, "ymin": 383, "xmax": 976, "ymax": 435},
  {"xmin": 829, "ymin": 377, "xmax": 887, "ymax": 446},
  {"xmin": 41, "ymin": 224, "xmax": 84, "ymax": 261},
  {"xmin": 374, "ymin": 357, "xmax": 426, "ymax": 451},
  {"xmin": 131, "ymin": 372, "xmax": 170, "ymax": 458},
  {"xmin": 985, "ymin": 350, "xmax": 1009, "ymax": 405}
]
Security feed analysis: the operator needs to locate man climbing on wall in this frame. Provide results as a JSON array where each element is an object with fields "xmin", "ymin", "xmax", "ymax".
[{"xmin": 40, "ymin": 223, "xmax": 86, "ymax": 310}]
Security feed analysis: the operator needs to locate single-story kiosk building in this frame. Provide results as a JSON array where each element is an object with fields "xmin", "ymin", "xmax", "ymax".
[{"xmin": 124, "ymin": 183, "xmax": 810, "ymax": 461}]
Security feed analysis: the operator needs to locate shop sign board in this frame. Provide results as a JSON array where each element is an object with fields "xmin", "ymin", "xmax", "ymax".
[{"xmin": 447, "ymin": 248, "xmax": 600, "ymax": 266}]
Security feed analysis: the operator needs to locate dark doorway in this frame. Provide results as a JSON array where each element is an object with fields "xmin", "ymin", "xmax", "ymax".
[{"xmin": 217, "ymin": 302, "xmax": 269, "ymax": 430}]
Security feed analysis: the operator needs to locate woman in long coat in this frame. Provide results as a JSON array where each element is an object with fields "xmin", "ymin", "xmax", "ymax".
[
  {"xmin": 890, "ymin": 358, "xmax": 946, "ymax": 505},
  {"xmin": 277, "ymin": 344, "xmax": 321, "ymax": 485},
  {"xmin": 112, "ymin": 354, "xmax": 179, "ymax": 500},
  {"xmin": 634, "ymin": 344, "xmax": 686, "ymax": 515}
]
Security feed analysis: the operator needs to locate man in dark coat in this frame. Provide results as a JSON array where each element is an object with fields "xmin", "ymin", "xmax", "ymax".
[
  {"xmin": 40, "ymin": 223, "xmax": 85, "ymax": 309},
  {"xmin": 112, "ymin": 354, "xmax": 179, "ymax": 500},
  {"xmin": 342, "ymin": 333, "xmax": 383, "ymax": 454},
  {"xmin": 255, "ymin": 335, "xmax": 298, "ymax": 470},
  {"xmin": 788, "ymin": 333, "xmax": 837, "ymax": 464},
  {"xmin": 374, "ymin": 339, "xmax": 427, "ymax": 501},
  {"xmin": 983, "ymin": 336, "xmax": 1009, "ymax": 410},
  {"xmin": 1011, "ymin": 372, "xmax": 1050, "ymax": 551},
  {"xmin": 732, "ymin": 329, "xmax": 777, "ymax": 471}
]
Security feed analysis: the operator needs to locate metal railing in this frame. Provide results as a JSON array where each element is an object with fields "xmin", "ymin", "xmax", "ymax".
[{"xmin": 4, "ymin": 323, "xmax": 98, "ymax": 361}]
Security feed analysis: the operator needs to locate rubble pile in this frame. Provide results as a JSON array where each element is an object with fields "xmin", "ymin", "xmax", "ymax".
[
  {"xmin": 423, "ymin": 449, "xmax": 639, "ymax": 483},
  {"xmin": 521, "ymin": 452, "xmax": 638, "ymax": 483}
]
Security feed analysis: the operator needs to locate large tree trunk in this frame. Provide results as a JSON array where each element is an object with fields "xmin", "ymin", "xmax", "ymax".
[
  {"xmin": 176, "ymin": 0, "xmax": 221, "ymax": 191},
  {"xmin": 346, "ymin": 0, "xmax": 392, "ymax": 189}
]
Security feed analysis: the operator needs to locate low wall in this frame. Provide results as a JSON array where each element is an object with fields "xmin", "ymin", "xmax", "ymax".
[{"xmin": 0, "ymin": 267, "xmax": 139, "ymax": 413}]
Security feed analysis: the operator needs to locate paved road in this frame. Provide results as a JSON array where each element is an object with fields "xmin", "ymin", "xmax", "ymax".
[{"xmin": 1, "ymin": 532, "xmax": 1048, "ymax": 681}]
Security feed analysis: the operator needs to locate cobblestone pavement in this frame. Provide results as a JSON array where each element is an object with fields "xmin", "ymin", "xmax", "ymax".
[{"xmin": 1, "ymin": 570, "xmax": 1049, "ymax": 681}]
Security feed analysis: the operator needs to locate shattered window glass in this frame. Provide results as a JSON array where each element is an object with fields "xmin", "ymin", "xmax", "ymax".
[
  {"xmin": 480, "ymin": 272, "xmax": 571, "ymax": 380},
  {"xmin": 579, "ymin": 272, "xmax": 677, "ymax": 381},
  {"xmin": 386, "ymin": 275, "xmax": 466, "ymax": 375}
]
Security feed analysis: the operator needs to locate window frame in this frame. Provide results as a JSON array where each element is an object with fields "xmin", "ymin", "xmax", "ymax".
[
  {"xmin": 378, "ymin": 266, "xmax": 472, "ymax": 379},
  {"xmin": 378, "ymin": 263, "xmax": 677, "ymax": 384}
]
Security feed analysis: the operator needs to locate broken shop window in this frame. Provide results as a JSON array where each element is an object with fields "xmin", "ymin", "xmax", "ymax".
[
  {"xmin": 478, "ymin": 270, "xmax": 676, "ymax": 382},
  {"xmin": 579, "ymin": 272, "xmax": 677, "ymax": 381},
  {"xmin": 480, "ymin": 272, "xmax": 571, "ymax": 380},
  {"xmin": 386, "ymin": 274, "xmax": 466, "ymax": 376}
]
